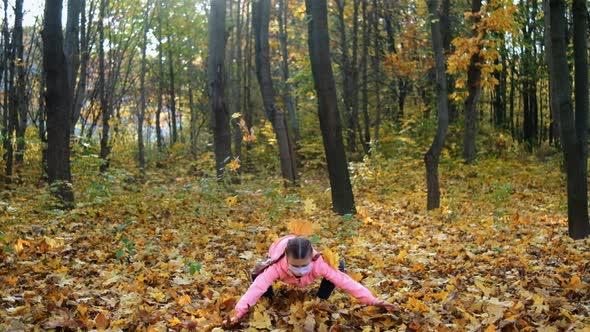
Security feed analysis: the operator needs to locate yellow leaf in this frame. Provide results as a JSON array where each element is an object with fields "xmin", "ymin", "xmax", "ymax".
[
  {"xmin": 226, "ymin": 196, "xmax": 238, "ymax": 207},
  {"xmin": 396, "ymin": 250, "xmax": 408, "ymax": 262},
  {"xmin": 167, "ymin": 317, "xmax": 182, "ymax": 327},
  {"xmin": 323, "ymin": 248, "xmax": 340, "ymax": 270},
  {"xmin": 231, "ymin": 112, "xmax": 241, "ymax": 119},
  {"xmin": 303, "ymin": 198, "xmax": 317, "ymax": 215},
  {"xmin": 349, "ymin": 271, "xmax": 363, "ymax": 282},
  {"xmin": 77, "ymin": 304, "xmax": 89, "ymax": 317},
  {"xmin": 14, "ymin": 238, "xmax": 30, "ymax": 253},
  {"xmin": 405, "ymin": 297, "xmax": 429, "ymax": 312},
  {"xmin": 250, "ymin": 307, "xmax": 272, "ymax": 329},
  {"xmin": 149, "ymin": 289, "xmax": 167, "ymax": 302},
  {"xmin": 288, "ymin": 219, "xmax": 315, "ymax": 236},
  {"xmin": 226, "ymin": 159, "xmax": 241, "ymax": 171}
]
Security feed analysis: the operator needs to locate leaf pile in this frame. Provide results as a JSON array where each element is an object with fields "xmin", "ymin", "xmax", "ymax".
[{"xmin": 1, "ymin": 153, "xmax": 589, "ymax": 331}]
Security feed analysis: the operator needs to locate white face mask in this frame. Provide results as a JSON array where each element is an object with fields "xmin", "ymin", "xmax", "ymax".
[{"xmin": 288, "ymin": 264, "xmax": 312, "ymax": 276}]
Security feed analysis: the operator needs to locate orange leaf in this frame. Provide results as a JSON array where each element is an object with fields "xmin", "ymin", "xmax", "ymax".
[
  {"xmin": 95, "ymin": 312, "xmax": 110, "ymax": 330},
  {"xmin": 178, "ymin": 294, "xmax": 191, "ymax": 305}
]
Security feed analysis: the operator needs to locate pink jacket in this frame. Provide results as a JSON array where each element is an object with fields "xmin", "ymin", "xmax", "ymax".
[{"xmin": 234, "ymin": 235, "xmax": 377, "ymax": 318}]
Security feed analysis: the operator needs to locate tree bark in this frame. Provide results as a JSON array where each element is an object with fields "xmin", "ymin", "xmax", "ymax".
[
  {"xmin": 43, "ymin": 0, "xmax": 74, "ymax": 205},
  {"xmin": 253, "ymin": 0, "xmax": 297, "ymax": 185},
  {"xmin": 167, "ymin": 32, "xmax": 177, "ymax": 145},
  {"xmin": 278, "ymin": 0, "xmax": 300, "ymax": 146},
  {"xmin": 98, "ymin": 0, "xmax": 110, "ymax": 172},
  {"xmin": 462, "ymin": 0, "xmax": 482, "ymax": 164},
  {"xmin": 65, "ymin": 0, "xmax": 80, "ymax": 134},
  {"xmin": 138, "ymin": 0, "xmax": 150, "ymax": 171},
  {"xmin": 547, "ymin": 0, "xmax": 590, "ymax": 239},
  {"xmin": 335, "ymin": 0, "xmax": 356, "ymax": 153},
  {"xmin": 305, "ymin": 0, "xmax": 355, "ymax": 214},
  {"xmin": 371, "ymin": 0, "xmax": 382, "ymax": 143},
  {"xmin": 13, "ymin": 0, "xmax": 26, "ymax": 165},
  {"xmin": 72, "ymin": 0, "xmax": 90, "ymax": 135},
  {"xmin": 156, "ymin": 0, "xmax": 164, "ymax": 151},
  {"xmin": 425, "ymin": 0, "xmax": 449, "ymax": 210},
  {"xmin": 360, "ymin": 0, "xmax": 370, "ymax": 153},
  {"xmin": 208, "ymin": 0, "xmax": 231, "ymax": 179}
]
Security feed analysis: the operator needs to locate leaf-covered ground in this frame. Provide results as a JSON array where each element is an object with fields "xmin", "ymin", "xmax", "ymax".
[{"xmin": 1, "ymin": 149, "xmax": 589, "ymax": 331}]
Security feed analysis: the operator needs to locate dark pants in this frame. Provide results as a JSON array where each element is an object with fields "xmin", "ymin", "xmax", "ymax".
[{"xmin": 251, "ymin": 259, "xmax": 345, "ymax": 300}]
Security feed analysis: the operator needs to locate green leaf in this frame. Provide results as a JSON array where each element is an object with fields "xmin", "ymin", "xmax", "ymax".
[
  {"xmin": 116, "ymin": 249, "xmax": 125, "ymax": 259},
  {"xmin": 343, "ymin": 213, "xmax": 353, "ymax": 221},
  {"xmin": 310, "ymin": 234, "xmax": 320, "ymax": 245}
]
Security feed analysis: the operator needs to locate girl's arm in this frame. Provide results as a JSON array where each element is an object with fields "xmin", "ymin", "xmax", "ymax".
[
  {"xmin": 315, "ymin": 256, "xmax": 378, "ymax": 305},
  {"xmin": 233, "ymin": 264, "xmax": 280, "ymax": 318}
]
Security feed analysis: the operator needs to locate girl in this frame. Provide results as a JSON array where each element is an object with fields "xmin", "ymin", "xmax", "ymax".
[{"xmin": 229, "ymin": 234, "xmax": 397, "ymax": 324}]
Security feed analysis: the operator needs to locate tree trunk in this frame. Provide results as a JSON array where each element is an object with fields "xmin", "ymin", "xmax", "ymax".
[
  {"xmin": 98, "ymin": 0, "xmax": 110, "ymax": 173},
  {"xmin": 543, "ymin": 0, "xmax": 559, "ymax": 145},
  {"xmin": 278, "ymin": 0, "xmax": 300, "ymax": 146},
  {"xmin": 43, "ymin": 0, "xmax": 74, "ymax": 205},
  {"xmin": 547, "ymin": 0, "xmax": 590, "ymax": 239},
  {"xmin": 138, "ymin": 0, "xmax": 150, "ymax": 172},
  {"xmin": 371, "ymin": 0, "xmax": 381, "ymax": 143},
  {"xmin": 13, "ymin": 0, "xmax": 26, "ymax": 165},
  {"xmin": 335, "ymin": 0, "xmax": 356, "ymax": 153},
  {"xmin": 167, "ymin": 33, "xmax": 177, "ymax": 145},
  {"xmin": 425, "ymin": 0, "xmax": 449, "ymax": 210},
  {"xmin": 305, "ymin": 0, "xmax": 355, "ymax": 215},
  {"xmin": 233, "ymin": 0, "xmax": 243, "ymax": 162},
  {"xmin": 253, "ymin": 0, "xmax": 297, "ymax": 185},
  {"xmin": 189, "ymin": 63, "xmax": 197, "ymax": 157},
  {"xmin": 65, "ymin": 0, "xmax": 80, "ymax": 134},
  {"xmin": 72, "ymin": 0, "xmax": 89, "ymax": 135},
  {"xmin": 360, "ymin": 0, "xmax": 370, "ymax": 153},
  {"xmin": 462, "ymin": 0, "xmax": 482, "ymax": 164},
  {"xmin": 440, "ymin": 0, "xmax": 457, "ymax": 123},
  {"xmin": 156, "ymin": 0, "xmax": 164, "ymax": 151},
  {"xmin": 1, "ymin": 0, "xmax": 9, "ymax": 179},
  {"xmin": 350, "ymin": 0, "xmax": 360, "ymax": 152},
  {"xmin": 208, "ymin": 0, "xmax": 231, "ymax": 179}
]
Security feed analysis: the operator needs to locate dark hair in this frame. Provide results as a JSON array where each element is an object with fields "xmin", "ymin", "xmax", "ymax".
[{"xmin": 286, "ymin": 237, "xmax": 312, "ymax": 259}]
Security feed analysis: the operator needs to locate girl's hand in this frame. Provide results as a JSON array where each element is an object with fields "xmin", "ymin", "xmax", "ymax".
[{"xmin": 373, "ymin": 299, "xmax": 399, "ymax": 311}]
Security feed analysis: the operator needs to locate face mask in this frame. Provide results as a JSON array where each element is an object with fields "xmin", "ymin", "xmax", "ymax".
[{"xmin": 288, "ymin": 264, "xmax": 312, "ymax": 276}]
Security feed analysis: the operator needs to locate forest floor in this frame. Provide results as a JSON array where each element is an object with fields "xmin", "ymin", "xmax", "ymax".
[{"xmin": 1, "ymin": 137, "xmax": 589, "ymax": 331}]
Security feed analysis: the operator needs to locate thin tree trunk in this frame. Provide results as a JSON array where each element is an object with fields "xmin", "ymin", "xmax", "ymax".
[
  {"xmin": 547, "ymin": 0, "xmax": 590, "ymax": 239},
  {"xmin": 98, "ymin": 0, "xmax": 110, "ymax": 172},
  {"xmin": 335, "ymin": 0, "xmax": 355, "ymax": 153},
  {"xmin": 351, "ymin": 0, "xmax": 360, "ymax": 152},
  {"xmin": 138, "ymin": 0, "xmax": 150, "ymax": 171},
  {"xmin": 13, "ymin": 0, "xmax": 26, "ymax": 165},
  {"xmin": 65, "ymin": 0, "xmax": 80, "ymax": 134},
  {"xmin": 462, "ymin": 0, "xmax": 482, "ymax": 163},
  {"xmin": 440, "ymin": 0, "xmax": 456, "ymax": 122},
  {"xmin": 253, "ymin": 0, "xmax": 297, "ymax": 185},
  {"xmin": 305, "ymin": 0, "xmax": 355, "ymax": 214},
  {"xmin": 233, "ymin": 0, "xmax": 243, "ymax": 162},
  {"xmin": 72, "ymin": 0, "xmax": 90, "ymax": 134},
  {"xmin": 43, "ymin": 0, "xmax": 74, "ymax": 205},
  {"xmin": 167, "ymin": 32, "xmax": 177, "ymax": 145},
  {"xmin": 425, "ymin": 0, "xmax": 449, "ymax": 210},
  {"xmin": 278, "ymin": 0, "xmax": 300, "ymax": 146},
  {"xmin": 360, "ymin": 0, "xmax": 370, "ymax": 153},
  {"xmin": 156, "ymin": 0, "xmax": 164, "ymax": 151},
  {"xmin": 543, "ymin": 0, "xmax": 558, "ymax": 145},
  {"xmin": 208, "ymin": 0, "xmax": 231, "ymax": 179},
  {"xmin": 371, "ymin": 0, "xmax": 382, "ymax": 143}
]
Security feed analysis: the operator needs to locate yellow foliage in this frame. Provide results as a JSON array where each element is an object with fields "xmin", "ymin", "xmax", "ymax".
[{"xmin": 323, "ymin": 248, "xmax": 340, "ymax": 270}]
